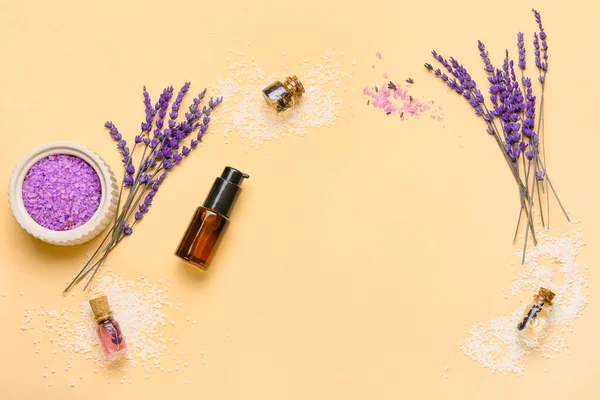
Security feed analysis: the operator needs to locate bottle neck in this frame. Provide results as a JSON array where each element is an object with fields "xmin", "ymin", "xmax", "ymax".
[
  {"xmin": 96, "ymin": 312, "xmax": 112, "ymax": 323},
  {"xmin": 283, "ymin": 76, "xmax": 305, "ymax": 98}
]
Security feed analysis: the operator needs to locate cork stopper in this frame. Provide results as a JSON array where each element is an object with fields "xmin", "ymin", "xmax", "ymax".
[
  {"xmin": 284, "ymin": 75, "xmax": 305, "ymax": 97},
  {"xmin": 89, "ymin": 295, "xmax": 111, "ymax": 322},
  {"xmin": 537, "ymin": 287, "xmax": 556, "ymax": 304}
]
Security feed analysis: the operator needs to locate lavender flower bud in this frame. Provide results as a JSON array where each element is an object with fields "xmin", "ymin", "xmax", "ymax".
[
  {"xmin": 139, "ymin": 204, "xmax": 149, "ymax": 214},
  {"xmin": 517, "ymin": 32, "xmax": 526, "ymax": 70},
  {"xmin": 124, "ymin": 226, "xmax": 133, "ymax": 236},
  {"xmin": 190, "ymin": 139, "xmax": 199, "ymax": 148},
  {"xmin": 536, "ymin": 171, "xmax": 545, "ymax": 181},
  {"xmin": 182, "ymin": 146, "xmax": 191, "ymax": 156},
  {"xmin": 144, "ymin": 196, "xmax": 153, "ymax": 206},
  {"xmin": 122, "ymin": 156, "xmax": 131, "ymax": 165},
  {"xmin": 135, "ymin": 211, "xmax": 144, "ymax": 221},
  {"xmin": 525, "ymin": 151, "xmax": 534, "ymax": 160},
  {"xmin": 173, "ymin": 153, "xmax": 183, "ymax": 163},
  {"xmin": 135, "ymin": 134, "xmax": 144, "ymax": 144},
  {"xmin": 104, "ymin": 121, "xmax": 113, "ymax": 128},
  {"xmin": 120, "ymin": 147, "xmax": 130, "ymax": 156},
  {"xmin": 109, "ymin": 127, "xmax": 122, "ymax": 141},
  {"xmin": 164, "ymin": 160, "xmax": 174, "ymax": 170},
  {"xmin": 124, "ymin": 175, "xmax": 135, "ymax": 187},
  {"xmin": 126, "ymin": 163, "xmax": 135, "ymax": 175}
]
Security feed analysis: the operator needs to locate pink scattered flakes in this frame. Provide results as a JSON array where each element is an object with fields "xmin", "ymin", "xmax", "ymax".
[
  {"xmin": 375, "ymin": 52, "xmax": 382, "ymax": 60},
  {"xmin": 372, "ymin": 64, "xmax": 376, "ymax": 69},
  {"xmin": 383, "ymin": 72, "xmax": 389, "ymax": 79},
  {"xmin": 22, "ymin": 154, "xmax": 102, "ymax": 231},
  {"xmin": 363, "ymin": 83, "xmax": 444, "ymax": 120}
]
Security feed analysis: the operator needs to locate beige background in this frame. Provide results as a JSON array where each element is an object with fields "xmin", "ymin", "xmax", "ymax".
[{"xmin": 0, "ymin": 0, "xmax": 598, "ymax": 398}]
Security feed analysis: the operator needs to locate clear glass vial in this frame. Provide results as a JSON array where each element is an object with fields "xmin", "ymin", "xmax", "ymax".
[
  {"xmin": 516, "ymin": 287, "xmax": 555, "ymax": 345},
  {"xmin": 89, "ymin": 295, "xmax": 128, "ymax": 360},
  {"xmin": 262, "ymin": 75, "xmax": 305, "ymax": 113}
]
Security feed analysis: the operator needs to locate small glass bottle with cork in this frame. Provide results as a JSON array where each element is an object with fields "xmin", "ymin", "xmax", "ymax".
[
  {"xmin": 516, "ymin": 287, "xmax": 555, "ymax": 345},
  {"xmin": 262, "ymin": 75, "xmax": 305, "ymax": 114},
  {"xmin": 89, "ymin": 295, "xmax": 128, "ymax": 360}
]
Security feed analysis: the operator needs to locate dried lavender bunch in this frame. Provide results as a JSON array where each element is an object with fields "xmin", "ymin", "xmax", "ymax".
[
  {"xmin": 64, "ymin": 83, "xmax": 222, "ymax": 293},
  {"xmin": 425, "ymin": 9, "xmax": 568, "ymax": 262}
]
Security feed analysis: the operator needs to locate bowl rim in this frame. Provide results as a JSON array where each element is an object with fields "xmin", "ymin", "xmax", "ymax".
[{"xmin": 8, "ymin": 141, "xmax": 118, "ymax": 245}]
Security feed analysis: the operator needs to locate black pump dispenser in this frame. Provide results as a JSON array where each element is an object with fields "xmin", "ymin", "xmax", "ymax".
[{"xmin": 202, "ymin": 166, "xmax": 249, "ymax": 218}]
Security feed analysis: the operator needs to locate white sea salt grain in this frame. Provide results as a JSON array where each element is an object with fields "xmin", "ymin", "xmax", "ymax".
[{"xmin": 459, "ymin": 230, "xmax": 588, "ymax": 375}]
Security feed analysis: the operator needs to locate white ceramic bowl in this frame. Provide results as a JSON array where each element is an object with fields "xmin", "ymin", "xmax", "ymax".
[{"xmin": 8, "ymin": 142, "xmax": 118, "ymax": 246}]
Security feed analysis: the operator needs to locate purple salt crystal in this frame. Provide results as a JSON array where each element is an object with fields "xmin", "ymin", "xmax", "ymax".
[{"xmin": 22, "ymin": 154, "xmax": 102, "ymax": 231}]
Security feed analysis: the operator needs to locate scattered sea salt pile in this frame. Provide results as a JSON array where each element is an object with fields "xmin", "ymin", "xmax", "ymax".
[
  {"xmin": 211, "ymin": 47, "xmax": 353, "ymax": 147},
  {"xmin": 459, "ymin": 230, "xmax": 588, "ymax": 374},
  {"xmin": 21, "ymin": 270, "xmax": 191, "ymax": 384}
]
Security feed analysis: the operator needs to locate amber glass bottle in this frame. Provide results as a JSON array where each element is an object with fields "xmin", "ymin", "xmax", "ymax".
[{"xmin": 175, "ymin": 166, "xmax": 249, "ymax": 270}]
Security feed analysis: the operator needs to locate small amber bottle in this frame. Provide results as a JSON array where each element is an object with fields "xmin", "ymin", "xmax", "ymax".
[
  {"xmin": 516, "ymin": 287, "xmax": 555, "ymax": 345},
  {"xmin": 262, "ymin": 75, "xmax": 305, "ymax": 113},
  {"xmin": 175, "ymin": 166, "xmax": 249, "ymax": 270}
]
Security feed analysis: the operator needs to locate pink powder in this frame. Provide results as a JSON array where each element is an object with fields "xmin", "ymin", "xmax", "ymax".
[
  {"xmin": 376, "ymin": 52, "xmax": 382, "ymax": 59},
  {"xmin": 363, "ymin": 83, "xmax": 444, "ymax": 120},
  {"xmin": 22, "ymin": 154, "xmax": 102, "ymax": 231}
]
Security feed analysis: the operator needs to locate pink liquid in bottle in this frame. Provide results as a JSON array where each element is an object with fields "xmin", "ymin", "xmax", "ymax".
[
  {"xmin": 97, "ymin": 317, "xmax": 128, "ymax": 360},
  {"xmin": 89, "ymin": 295, "xmax": 128, "ymax": 360}
]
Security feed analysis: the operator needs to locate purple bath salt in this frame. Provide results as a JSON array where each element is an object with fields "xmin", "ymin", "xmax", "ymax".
[{"xmin": 22, "ymin": 154, "xmax": 102, "ymax": 231}]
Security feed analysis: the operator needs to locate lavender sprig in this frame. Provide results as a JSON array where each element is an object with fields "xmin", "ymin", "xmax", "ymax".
[
  {"xmin": 64, "ymin": 83, "xmax": 222, "ymax": 293},
  {"xmin": 425, "ymin": 10, "xmax": 569, "ymax": 261}
]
